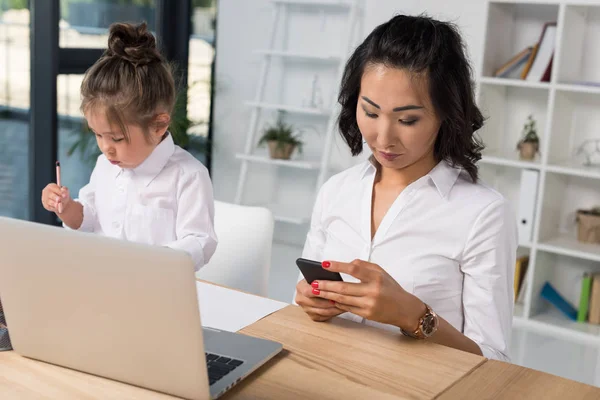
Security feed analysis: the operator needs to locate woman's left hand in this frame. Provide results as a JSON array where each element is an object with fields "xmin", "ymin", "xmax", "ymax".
[{"xmin": 313, "ymin": 259, "xmax": 426, "ymax": 331}]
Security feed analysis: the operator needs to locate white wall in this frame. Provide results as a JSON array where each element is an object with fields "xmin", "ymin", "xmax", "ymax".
[{"xmin": 212, "ymin": 0, "xmax": 489, "ymax": 301}]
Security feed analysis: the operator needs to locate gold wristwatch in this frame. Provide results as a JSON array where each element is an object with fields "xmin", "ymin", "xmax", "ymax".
[{"xmin": 401, "ymin": 303, "xmax": 439, "ymax": 339}]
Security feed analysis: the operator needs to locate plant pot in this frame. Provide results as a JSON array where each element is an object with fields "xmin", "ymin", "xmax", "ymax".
[
  {"xmin": 576, "ymin": 211, "xmax": 600, "ymax": 245},
  {"xmin": 267, "ymin": 141, "xmax": 295, "ymax": 160},
  {"xmin": 518, "ymin": 142, "xmax": 538, "ymax": 160}
]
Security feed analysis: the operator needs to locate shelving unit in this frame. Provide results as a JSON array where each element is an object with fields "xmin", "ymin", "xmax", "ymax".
[
  {"xmin": 479, "ymin": 1, "xmax": 600, "ymax": 345},
  {"xmin": 254, "ymin": 49, "xmax": 341, "ymax": 63},
  {"xmin": 233, "ymin": 0, "xmax": 361, "ymax": 231}
]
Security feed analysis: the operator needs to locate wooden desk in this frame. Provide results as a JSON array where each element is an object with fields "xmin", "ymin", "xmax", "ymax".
[
  {"xmin": 1, "ymin": 301, "xmax": 598, "ymax": 399},
  {"xmin": 0, "ymin": 304, "xmax": 483, "ymax": 399},
  {"xmin": 436, "ymin": 359, "xmax": 600, "ymax": 400},
  {"xmin": 224, "ymin": 305, "xmax": 484, "ymax": 399}
]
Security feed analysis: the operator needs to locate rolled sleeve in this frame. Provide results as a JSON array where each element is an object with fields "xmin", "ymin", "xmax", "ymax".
[
  {"xmin": 460, "ymin": 198, "xmax": 517, "ymax": 362},
  {"xmin": 165, "ymin": 169, "xmax": 217, "ymax": 272}
]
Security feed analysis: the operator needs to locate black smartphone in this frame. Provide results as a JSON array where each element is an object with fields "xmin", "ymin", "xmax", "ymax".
[{"xmin": 295, "ymin": 258, "xmax": 343, "ymax": 284}]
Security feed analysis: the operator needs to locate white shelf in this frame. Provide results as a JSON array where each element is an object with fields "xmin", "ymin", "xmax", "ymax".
[
  {"xmin": 538, "ymin": 235, "xmax": 600, "ymax": 263},
  {"xmin": 235, "ymin": 154, "xmax": 321, "ymax": 170},
  {"xmin": 514, "ymin": 308, "xmax": 600, "ymax": 346},
  {"xmin": 479, "ymin": 151, "xmax": 542, "ymax": 170},
  {"xmin": 255, "ymin": 50, "xmax": 340, "ymax": 63},
  {"xmin": 546, "ymin": 161, "xmax": 600, "ymax": 180},
  {"xmin": 479, "ymin": 76, "xmax": 551, "ymax": 90},
  {"xmin": 271, "ymin": 0, "xmax": 351, "ymax": 8},
  {"xmin": 245, "ymin": 101, "xmax": 330, "ymax": 116},
  {"xmin": 555, "ymin": 83, "xmax": 600, "ymax": 95},
  {"xmin": 272, "ymin": 205, "xmax": 311, "ymax": 224},
  {"xmin": 479, "ymin": 1, "xmax": 600, "ymax": 346}
]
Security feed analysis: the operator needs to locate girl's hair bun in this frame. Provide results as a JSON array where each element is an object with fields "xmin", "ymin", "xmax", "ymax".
[{"xmin": 107, "ymin": 22, "xmax": 162, "ymax": 66}]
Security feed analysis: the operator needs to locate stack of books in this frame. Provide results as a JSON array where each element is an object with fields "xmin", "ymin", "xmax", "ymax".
[
  {"xmin": 493, "ymin": 22, "xmax": 557, "ymax": 82},
  {"xmin": 538, "ymin": 273, "xmax": 600, "ymax": 324}
]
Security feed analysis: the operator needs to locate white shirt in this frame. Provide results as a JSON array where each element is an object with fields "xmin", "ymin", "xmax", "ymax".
[
  {"xmin": 73, "ymin": 133, "xmax": 218, "ymax": 271},
  {"xmin": 300, "ymin": 159, "xmax": 517, "ymax": 361}
]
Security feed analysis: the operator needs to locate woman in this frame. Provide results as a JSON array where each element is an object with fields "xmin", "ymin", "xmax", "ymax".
[{"xmin": 295, "ymin": 14, "xmax": 517, "ymax": 361}]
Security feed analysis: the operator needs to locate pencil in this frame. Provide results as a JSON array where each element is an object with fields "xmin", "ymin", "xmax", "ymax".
[{"xmin": 56, "ymin": 161, "xmax": 62, "ymax": 214}]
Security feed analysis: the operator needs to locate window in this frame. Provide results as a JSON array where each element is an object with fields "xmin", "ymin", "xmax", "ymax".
[{"xmin": 0, "ymin": 0, "xmax": 30, "ymax": 219}]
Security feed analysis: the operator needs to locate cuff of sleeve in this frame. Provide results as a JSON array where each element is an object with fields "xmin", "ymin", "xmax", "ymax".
[
  {"xmin": 478, "ymin": 343, "xmax": 510, "ymax": 362},
  {"xmin": 166, "ymin": 236, "xmax": 206, "ymax": 272},
  {"xmin": 78, "ymin": 200, "xmax": 96, "ymax": 232}
]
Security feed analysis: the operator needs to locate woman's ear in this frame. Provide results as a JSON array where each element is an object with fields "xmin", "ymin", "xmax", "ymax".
[{"xmin": 152, "ymin": 113, "xmax": 171, "ymax": 140}]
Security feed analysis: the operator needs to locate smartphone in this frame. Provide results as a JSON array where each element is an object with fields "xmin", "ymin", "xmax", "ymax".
[{"xmin": 295, "ymin": 258, "xmax": 343, "ymax": 284}]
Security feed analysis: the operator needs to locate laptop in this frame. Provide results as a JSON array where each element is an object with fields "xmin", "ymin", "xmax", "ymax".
[{"xmin": 0, "ymin": 217, "xmax": 282, "ymax": 400}]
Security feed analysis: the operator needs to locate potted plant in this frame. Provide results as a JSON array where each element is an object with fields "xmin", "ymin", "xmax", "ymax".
[
  {"xmin": 516, "ymin": 115, "xmax": 540, "ymax": 160},
  {"xmin": 258, "ymin": 112, "xmax": 303, "ymax": 160}
]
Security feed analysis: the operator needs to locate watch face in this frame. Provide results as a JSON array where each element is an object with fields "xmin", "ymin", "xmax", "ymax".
[{"xmin": 422, "ymin": 314, "xmax": 437, "ymax": 336}]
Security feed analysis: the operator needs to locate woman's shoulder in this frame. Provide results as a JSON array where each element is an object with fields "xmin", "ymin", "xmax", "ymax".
[
  {"xmin": 453, "ymin": 169, "xmax": 512, "ymax": 216},
  {"xmin": 320, "ymin": 159, "xmax": 372, "ymax": 193}
]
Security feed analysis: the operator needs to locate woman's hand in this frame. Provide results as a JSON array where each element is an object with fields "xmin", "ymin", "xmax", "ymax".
[
  {"xmin": 295, "ymin": 279, "xmax": 345, "ymax": 322},
  {"xmin": 313, "ymin": 260, "xmax": 426, "ymax": 331}
]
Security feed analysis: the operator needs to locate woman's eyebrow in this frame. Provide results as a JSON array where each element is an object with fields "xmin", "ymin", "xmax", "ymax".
[{"xmin": 361, "ymin": 96, "xmax": 424, "ymax": 112}]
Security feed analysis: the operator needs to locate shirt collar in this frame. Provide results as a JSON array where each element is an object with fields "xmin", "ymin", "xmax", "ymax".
[
  {"xmin": 360, "ymin": 155, "xmax": 461, "ymax": 199},
  {"xmin": 111, "ymin": 132, "xmax": 175, "ymax": 186},
  {"xmin": 427, "ymin": 160, "xmax": 461, "ymax": 199}
]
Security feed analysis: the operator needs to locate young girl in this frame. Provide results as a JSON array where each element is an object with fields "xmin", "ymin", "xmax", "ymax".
[
  {"xmin": 41, "ymin": 22, "xmax": 217, "ymax": 271},
  {"xmin": 294, "ymin": 15, "xmax": 517, "ymax": 361}
]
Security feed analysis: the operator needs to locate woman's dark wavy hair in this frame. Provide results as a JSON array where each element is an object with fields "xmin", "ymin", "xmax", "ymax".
[{"xmin": 338, "ymin": 14, "xmax": 485, "ymax": 182}]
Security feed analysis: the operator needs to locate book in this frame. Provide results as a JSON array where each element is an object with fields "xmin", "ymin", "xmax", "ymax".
[
  {"xmin": 514, "ymin": 255, "xmax": 529, "ymax": 302},
  {"xmin": 516, "ymin": 268, "xmax": 529, "ymax": 305},
  {"xmin": 520, "ymin": 43, "xmax": 538, "ymax": 79},
  {"xmin": 577, "ymin": 274, "xmax": 592, "ymax": 323},
  {"xmin": 526, "ymin": 22, "xmax": 557, "ymax": 82},
  {"xmin": 494, "ymin": 47, "xmax": 533, "ymax": 78},
  {"xmin": 588, "ymin": 275, "xmax": 600, "ymax": 324},
  {"xmin": 540, "ymin": 282, "xmax": 577, "ymax": 321}
]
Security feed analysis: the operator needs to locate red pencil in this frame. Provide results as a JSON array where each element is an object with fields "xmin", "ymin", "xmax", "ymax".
[{"xmin": 56, "ymin": 161, "xmax": 62, "ymax": 214}]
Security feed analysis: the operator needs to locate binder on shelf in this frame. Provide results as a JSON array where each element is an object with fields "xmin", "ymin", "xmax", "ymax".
[
  {"xmin": 517, "ymin": 169, "xmax": 539, "ymax": 244},
  {"xmin": 540, "ymin": 282, "xmax": 577, "ymax": 321},
  {"xmin": 577, "ymin": 273, "xmax": 592, "ymax": 323}
]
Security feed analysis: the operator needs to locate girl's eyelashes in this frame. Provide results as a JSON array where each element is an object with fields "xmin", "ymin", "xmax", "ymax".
[{"xmin": 94, "ymin": 133, "xmax": 124, "ymax": 142}]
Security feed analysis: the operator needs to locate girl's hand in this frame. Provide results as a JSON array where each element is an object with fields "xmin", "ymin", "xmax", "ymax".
[
  {"xmin": 313, "ymin": 260, "xmax": 426, "ymax": 331},
  {"xmin": 41, "ymin": 184, "xmax": 72, "ymax": 215},
  {"xmin": 295, "ymin": 279, "xmax": 345, "ymax": 322}
]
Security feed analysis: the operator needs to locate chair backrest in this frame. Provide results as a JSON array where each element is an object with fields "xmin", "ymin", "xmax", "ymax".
[{"xmin": 196, "ymin": 201, "xmax": 274, "ymax": 297}]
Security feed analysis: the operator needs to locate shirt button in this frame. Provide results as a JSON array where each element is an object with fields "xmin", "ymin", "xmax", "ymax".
[
  {"xmin": 118, "ymin": 186, "xmax": 125, "ymax": 193},
  {"xmin": 112, "ymin": 221, "xmax": 121, "ymax": 230}
]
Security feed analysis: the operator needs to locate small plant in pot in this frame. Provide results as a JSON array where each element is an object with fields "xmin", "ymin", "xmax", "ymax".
[
  {"xmin": 258, "ymin": 112, "xmax": 303, "ymax": 160},
  {"xmin": 516, "ymin": 115, "xmax": 540, "ymax": 160}
]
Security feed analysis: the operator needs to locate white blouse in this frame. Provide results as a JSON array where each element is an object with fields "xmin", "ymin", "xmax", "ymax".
[
  {"xmin": 72, "ymin": 133, "xmax": 218, "ymax": 271},
  {"xmin": 300, "ymin": 159, "xmax": 517, "ymax": 361}
]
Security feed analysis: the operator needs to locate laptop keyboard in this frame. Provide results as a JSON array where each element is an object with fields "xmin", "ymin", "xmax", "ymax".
[{"xmin": 205, "ymin": 353, "xmax": 244, "ymax": 386}]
